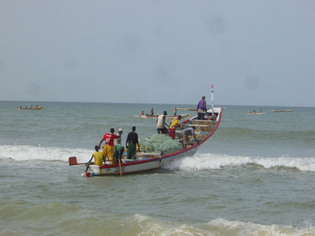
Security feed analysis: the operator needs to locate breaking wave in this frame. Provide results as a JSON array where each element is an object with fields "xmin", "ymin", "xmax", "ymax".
[
  {"xmin": 1, "ymin": 200, "xmax": 314, "ymax": 236},
  {"xmin": 0, "ymin": 144, "xmax": 91, "ymax": 163},
  {"xmin": 1, "ymin": 145, "xmax": 315, "ymax": 172},
  {"xmin": 165, "ymin": 153, "xmax": 315, "ymax": 172}
]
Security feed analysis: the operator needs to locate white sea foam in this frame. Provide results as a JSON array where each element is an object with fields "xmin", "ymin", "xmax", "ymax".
[
  {"xmin": 0, "ymin": 145, "xmax": 92, "ymax": 163},
  {"xmin": 133, "ymin": 215, "xmax": 315, "ymax": 236},
  {"xmin": 1, "ymin": 145, "xmax": 315, "ymax": 172},
  {"xmin": 165, "ymin": 153, "xmax": 315, "ymax": 172},
  {"xmin": 206, "ymin": 218, "xmax": 315, "ymax": 236}
]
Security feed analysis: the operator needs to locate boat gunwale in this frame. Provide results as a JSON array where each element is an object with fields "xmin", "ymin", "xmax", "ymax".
[{"xmin": 162, "ymin": 107, "xmax": 222, "ymax": 159}]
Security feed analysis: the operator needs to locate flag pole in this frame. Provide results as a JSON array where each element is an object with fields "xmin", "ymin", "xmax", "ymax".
[{"xmin": 211, "ymin": 84, "xmax": 214, "ymax": 115}]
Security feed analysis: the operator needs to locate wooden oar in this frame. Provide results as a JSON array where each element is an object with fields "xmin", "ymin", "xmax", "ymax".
[
  {"xmin": 118, "ymin": 159, "xmax": 123, "ymax": 176},
  {"xmin": 68, "ymin": 156, "xmax": 87, "ymax": 166}
]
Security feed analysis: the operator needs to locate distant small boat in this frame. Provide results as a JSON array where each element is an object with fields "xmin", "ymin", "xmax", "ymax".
[
  {"xmin": 17, "ymin": 106, "xmax": 44, "ymax": 110},
  {"xmin": 271, "ymin": 109, "xmax": 292, "ymax": 112},
  {"xmin": 247, "ymin": 111, "xmax": 265, "ymax": 115}
]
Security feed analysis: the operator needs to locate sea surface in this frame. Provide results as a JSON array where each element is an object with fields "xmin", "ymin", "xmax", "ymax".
[{"xmin": 0, "ymin": 101, "xmax": 315, "ymax": 236}]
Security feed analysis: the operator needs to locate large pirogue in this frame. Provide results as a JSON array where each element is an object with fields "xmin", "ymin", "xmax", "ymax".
[{"xmin": 69, "ymin": 106, "xmax": 222, "ymax": 176}]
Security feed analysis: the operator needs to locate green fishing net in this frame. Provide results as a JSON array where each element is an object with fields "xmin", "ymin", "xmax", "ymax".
[{"xmin": 139, "ymin": 134, "xmax": 182, "ymax": 154}]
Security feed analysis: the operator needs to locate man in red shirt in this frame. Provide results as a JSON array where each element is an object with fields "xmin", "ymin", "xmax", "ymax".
[{"xmin": 99, "ymin": 128, "xmax": 120, "ymax": 164}]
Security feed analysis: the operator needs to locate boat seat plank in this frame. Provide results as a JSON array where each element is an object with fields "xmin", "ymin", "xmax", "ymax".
[{"xmin": 187, "ymin": 124, "xmax": 216, "ymax": 127}]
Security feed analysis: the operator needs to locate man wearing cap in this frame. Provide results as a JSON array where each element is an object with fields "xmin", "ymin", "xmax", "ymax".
[
  {"xmin": 197, "ymin": 96, "xmax": 207, "ymax": 120},
  {"xmin": 117, "ymin": 128, "xmax": 123, "ymax": 144},
  {"xmin": 156, "ymin": 111, "xmax": 169, "ymax": 134}
]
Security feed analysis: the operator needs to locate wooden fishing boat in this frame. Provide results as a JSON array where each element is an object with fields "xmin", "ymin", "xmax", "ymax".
[
  {"xmin": 69, "ymin": 84, "xmax": 222, "ymax": 176},
  {"xmin": 69, "ymin": 106, "xmax": 222, "ymax": 176}
]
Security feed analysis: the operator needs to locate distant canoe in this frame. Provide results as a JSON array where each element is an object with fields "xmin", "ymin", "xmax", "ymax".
[
  {"xmin": 247, "ymin": 111, "xmax": 265, "ymax": 115},
  {"xmin": 17, "ymin": 106, "xmax": 44, "ymax": 110},
  {"xmin": 271, "ymin": 109, "xmax": 292, "ymax": 112}
]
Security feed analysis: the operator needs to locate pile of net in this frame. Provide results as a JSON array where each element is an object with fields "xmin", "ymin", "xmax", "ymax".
[{"xmin": 139, "ymin": 134, "xmax": 182, "ymax": 154}]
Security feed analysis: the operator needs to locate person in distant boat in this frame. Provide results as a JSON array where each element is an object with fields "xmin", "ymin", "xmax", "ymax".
[
  {"xmin": 85, "ymin": 145, "xmax": 104, "ymax": 172},
  {"xmin": 126, "ymin": 126, "xmax": 139, "ymax": 159},
  {"xmin": 182, "ymin": 126, "xmax": 198, "ymax": 148},
  {"xmin": 169, "ymin": 115, "xmax": 182, "ymax": 139},
  {"xmin": 151, "ymin": 108, "xmax": 154, "ymax": 116},
  {"xmin": 156, "ymin": 111, "xmax": 169, "ymax": 134},
  {"xmin": 99, "ymin": 128, "xmax": 121, "ymax": 164},
  {"xmin": 141, "ymin": 111, "xmax": 144, "ymax": 116},
  {"xmin": 197, "ymin": 96, "xmax": 207, "ymax": 120}
]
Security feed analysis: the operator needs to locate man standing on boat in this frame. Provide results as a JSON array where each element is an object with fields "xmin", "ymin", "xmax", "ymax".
[
  {"xmin": 197, "ymin": 96, "xmax": 207, "ymax": 120},
  {"xmin": 157, "ymin": 111, "xmax": 169, "ymax": 134},
  {"xmin": 99, "ymin": 128, "xmax": 120, "ymax": 164},
  {"xmin": 126, "ymin": 126, "xmax": 139, "ymax": 159},
  {"xmin": 169, "ymin": 115, "xmax": 182, "ymax": 139},
  {"xmin": 117, "ymin": 128, "xmax": 123, "ymax": 144}
]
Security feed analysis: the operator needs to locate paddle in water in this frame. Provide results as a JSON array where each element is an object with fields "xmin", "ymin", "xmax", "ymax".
[{"xmin": 68, "ymin": 157, "xmax": 87, "ymax": 166}]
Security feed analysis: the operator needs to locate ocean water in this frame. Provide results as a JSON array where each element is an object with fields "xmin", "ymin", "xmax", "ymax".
[{"xmin": 0, "ymin": 101, "xmax": 315, "ymax": 236}]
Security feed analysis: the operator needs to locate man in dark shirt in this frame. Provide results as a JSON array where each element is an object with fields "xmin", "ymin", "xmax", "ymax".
[
  {"xmin": 126, "ymin": 126, "xmax": 139, "ymax": 159},
  {"xmin": 197, "ymin": 96, "xmax": 207, "ymax": 120}
]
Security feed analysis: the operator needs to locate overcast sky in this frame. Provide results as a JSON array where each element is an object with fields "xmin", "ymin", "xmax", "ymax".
[{"xmin": 1, "ymin": 0, "xmax": 314, "ymax": 107}]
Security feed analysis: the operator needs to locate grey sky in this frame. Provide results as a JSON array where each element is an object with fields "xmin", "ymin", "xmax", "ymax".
[{"xmin": 1, "ymin": 0, "xmax": 314, "ymax": 107}]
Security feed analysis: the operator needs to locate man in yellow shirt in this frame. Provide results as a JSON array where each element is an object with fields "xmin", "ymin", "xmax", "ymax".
[
  {"xmin": 85, "ymin": 145, "xmax": 104, "ymax": 172},
  {"xmin": 169, "ymin": 115, "xmax": 182, "ymax": 139}
]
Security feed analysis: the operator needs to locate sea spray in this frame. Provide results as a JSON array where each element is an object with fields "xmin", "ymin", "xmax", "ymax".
[
  {"xmin": 164, "ymin": 153, "xmax": 315, "ymax": 172},
  {"xmin": 0, "ymin": 145, "xmax": 92, "ymax": 163}
]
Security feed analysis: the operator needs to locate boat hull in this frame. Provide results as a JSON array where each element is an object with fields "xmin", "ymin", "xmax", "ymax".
[
  {"xmin": 161, "ymin": 147, "xmax": 198, "ymax": 166},
  {"xmin": 90, "ymin": 157, "xmax": 162, "ymax": 176}
]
